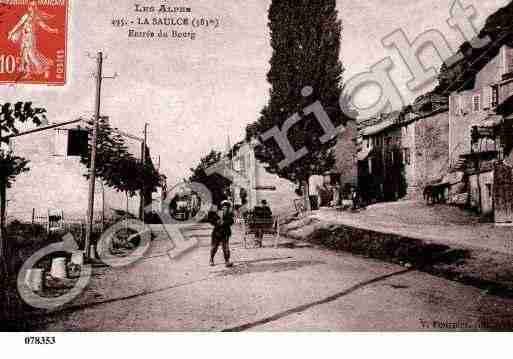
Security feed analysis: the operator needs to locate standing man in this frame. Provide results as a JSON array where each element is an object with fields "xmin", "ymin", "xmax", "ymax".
[{"xmin": 209, "ymin": 200, "xmax": 234, "ymax": 267}]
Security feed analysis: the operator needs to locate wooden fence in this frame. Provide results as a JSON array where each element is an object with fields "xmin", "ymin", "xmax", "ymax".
[{"xmin": 6, "ymin": 208, "xmax": 107, "ymax": 241}]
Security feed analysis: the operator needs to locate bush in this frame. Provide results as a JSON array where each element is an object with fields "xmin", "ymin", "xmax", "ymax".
[{"xmin": 144, "ymin": 211, "xmax": 162, "ymax": 224}]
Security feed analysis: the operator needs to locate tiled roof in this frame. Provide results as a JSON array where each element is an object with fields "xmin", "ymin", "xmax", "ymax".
[{"xmin": 358, "ymin": 112, "xmax": 400, "ymax": 137}]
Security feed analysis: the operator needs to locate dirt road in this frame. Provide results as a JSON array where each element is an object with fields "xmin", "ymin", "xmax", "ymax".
[{"xmin": 24, "ymin": 224, "xmax": 513, "ymax": 331}]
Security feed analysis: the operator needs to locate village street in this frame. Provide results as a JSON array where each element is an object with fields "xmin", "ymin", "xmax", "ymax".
[{"xmin": 22, "ymin": 224, "xmax": 513, "ymax": 331}]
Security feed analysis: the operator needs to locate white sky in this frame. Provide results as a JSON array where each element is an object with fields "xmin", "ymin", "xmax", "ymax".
[{"xmin": 0, "ymin": 0, "xmax": 509, "ymax": 185}]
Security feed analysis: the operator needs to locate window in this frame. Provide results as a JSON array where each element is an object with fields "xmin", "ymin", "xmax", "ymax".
[
  {"xmin": 482, "ymin": 87, "xmax": 492, "ymax": 110},
  {"xmin": 503, "ymin": 46, "xmax": 513, "ymax": 75},
  {"xmin": 403, "ymin": 148, "xmax": 411, "ymax": 165},
  {"xmin": 452, "ymin": 95, "xmax": 460, "ymax": 115},
  {"xmin": 246, "ymin": 153, "xmax": 252, "ymax": 171},
  {"xmin": 472, "ymin": 94, "xmax": 481, "ymax": 112},
  {"xmin": 486, "ymin": 183, "xmax": 492, "ymax": 199},
  {"xmin": 54, "ymin": 129, "xmax": 68, "ymax": 156},
  {"xmin": 238, "ymin": 156, "xmax": 246, "ymax": 175},
  {"xmin": 67, "ymin": 129, "xmax": 88, "ymax": 157},
  {"xmin": 233, "ymin": 157, "xmax": 240, "ymax": 172},
  {"xmin": 492, "ymin": 86, "xmax": 499, "ymax": 108}
]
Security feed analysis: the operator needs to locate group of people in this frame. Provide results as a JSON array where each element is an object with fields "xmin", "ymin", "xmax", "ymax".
[
  {"xmin": 208, "ymin": 199, "xmax": 272, "ymax": 267},
  {"xmin": 311, "ymin": 182, "xmax": 364, "ymax": 210}
]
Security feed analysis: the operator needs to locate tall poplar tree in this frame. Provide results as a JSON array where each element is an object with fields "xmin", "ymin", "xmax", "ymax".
[{"xmin": 249, "ymin": 0, "xmax": 346, "ymax": 209}]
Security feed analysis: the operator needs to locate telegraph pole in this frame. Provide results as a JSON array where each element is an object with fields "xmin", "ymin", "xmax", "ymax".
[
  {"xmin": 84, "ymin": 52, "xmax": 103, "ymax": 259},
  {"xmin": 139, "ymin": 123, "xmax": 149, "ymax": 221}
]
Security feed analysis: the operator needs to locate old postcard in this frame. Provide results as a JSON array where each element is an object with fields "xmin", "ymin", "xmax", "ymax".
[{"xmin": 1, "ymin": 0, "xmax": 513, "ymax": 350}]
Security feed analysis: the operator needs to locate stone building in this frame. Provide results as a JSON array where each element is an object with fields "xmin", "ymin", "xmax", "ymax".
[
  {"xmin": 5, "ymin": 119, "xmax": 151, "ymax": 223},
  {"xmin": 406, "ymin": 93, "xmax": 450, "ymax": 200},
  {"xmin": 229, "ymin": 139, "xmax": 300, "ymax": 216},
  {"xmin": 448, "ymin": 46, "xmax": 512, "ymax": 167},
  {"xmin": 354, "ymin": 95, "xmax": 450, "ymax": 203},
  {"xmin": 356, "ymin": 112, "xmax": 406, "ymax": 203},
  {"xmin": 445, "ymin": 44, "xmax": 513, "ymax": 218}
]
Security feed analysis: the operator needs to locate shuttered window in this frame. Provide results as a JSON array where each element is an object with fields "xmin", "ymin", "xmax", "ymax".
[
  {"xmin": 54, "ymin": 129, "xmax": 68, "ymax": 156},
  {"xmin": 67, "ymin": 129, "xmax": 88, "ymax": 157},
  {"xmin": 504, "ymin": 46, "xmax": 513, "ymax": 75},
  {"xmin": 472, "ymin": 94, "xmax": 481, "ymax": 112},
  {"xmin": 492, "ymin": 86, "xmax": 499, "ymax": 108},
  {"xmin": 483, "ymin": 86, "xmax": 492, "ymax": 110},
  {"xmin": 54, "ymin": 128, "xmax": 88, "ymax": 157},
  {"xmin": 451, "ymin": 94, "xmax": 461, "ymax": 115}
]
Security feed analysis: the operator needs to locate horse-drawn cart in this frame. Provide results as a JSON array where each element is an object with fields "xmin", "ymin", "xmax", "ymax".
[{"xmin": 242, "ymin": 214, "xmax": 280, "ymax": 249}]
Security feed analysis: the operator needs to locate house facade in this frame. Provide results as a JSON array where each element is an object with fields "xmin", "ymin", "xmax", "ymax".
[
  {"xmin": 448, "ymin": 46, "xmax": 512, "ymax": 167},
  {"xmin": 446, "ymin": 45, "xmax": 513, "ymax": 219},
  {"xmin": 5, "ymin": 119, "xmax": 147, "ymax": 223},
  {"xmin": 353, "ymin": 96, "xmax": 450, "ymax": 204},
  {"xmin": 356, "ymin": 112, "xmax": 406, "ymax": 203},
  {"xmin": 229, "ymin": 139, "xmax": 300, "ymax": 216}
]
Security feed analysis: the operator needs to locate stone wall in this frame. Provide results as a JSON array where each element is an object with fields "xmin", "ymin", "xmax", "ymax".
[
  {"xmin": 401, "ymin": 120, "xmax": 417, "ymax": 196},
  {"xmin": 414, "ymin": 111, "xmax": 450, "ymax": 189},
  {"xmin": 494, "ymin": 162, "xmax": 513, "ymax": 223}
]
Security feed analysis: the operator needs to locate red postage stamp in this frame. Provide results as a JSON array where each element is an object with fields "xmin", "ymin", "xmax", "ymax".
[{"xmin": 0, "ymin": 0, "xmax": 68, "ymax": 85}]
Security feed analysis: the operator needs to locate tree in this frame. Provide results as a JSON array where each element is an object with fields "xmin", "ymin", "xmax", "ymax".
[
  {"xmin": 189, "ymin": 150, "xmax": 231, "ymax": 206},
  {"xmin": 0, "ymin": 102, "xmax": 46, "ymax": 317},
  {"xmin": 0, "ymin": 151, "xmax": 30, "ymax": 238},
  {"xmin": 248, "ymin": 0, "xmax": 346, "ymax": 210},
  {"xmin": 80, "ymin": 117, "xmax": 130, "ymax": 191},
  {"xmin": 140, "ymin": 145, "xmax": 163, "ymax": 209},
  {"xmin": 0, "ymin": 101, "xmax": 46, "ymax": 247},
  {"xmin": 79, "ymin": 118, "xmax": 162, "ymax": 216}
]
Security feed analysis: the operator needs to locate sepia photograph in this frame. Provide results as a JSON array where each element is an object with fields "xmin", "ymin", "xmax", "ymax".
[{"xmin": 1, "ymin": 0, "xmax": 513, "ymax": 354}]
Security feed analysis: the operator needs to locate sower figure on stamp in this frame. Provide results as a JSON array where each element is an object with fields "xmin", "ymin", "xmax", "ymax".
[
  {"xmin": 208, "ymin": 200, "xmax": 234, "ymax": 267},
  {"xmin": 7, "ymin": 0, "xmax": 59, "ymax": 80}
]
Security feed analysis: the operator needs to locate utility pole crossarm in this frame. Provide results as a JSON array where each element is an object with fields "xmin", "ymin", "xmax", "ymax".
[{"xmin": 112, "ymin": 128, "xmax": 143, "ymax": 142}]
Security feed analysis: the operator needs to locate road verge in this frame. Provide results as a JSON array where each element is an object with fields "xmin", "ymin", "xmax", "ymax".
[{"xmin": 280, "ymin": 215, "xmax": 513, "ymax": 297}]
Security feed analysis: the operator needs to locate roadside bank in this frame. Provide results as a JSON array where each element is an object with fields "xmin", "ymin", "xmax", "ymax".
[{"xmin": 279, "ymin": 205, "xmax": 513, "ymax": 297}]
